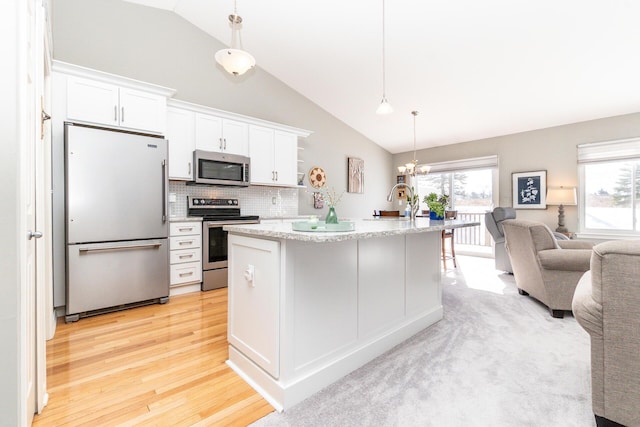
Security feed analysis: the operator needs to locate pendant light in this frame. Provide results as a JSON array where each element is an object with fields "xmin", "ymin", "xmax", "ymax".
[
  {"xmin": 215, "ymin": 0, "xmax": 256, "ymax": 76},
  {"xmin": 376, "ymin": 0, "xmax": 393, "ymax": 114},
  {"xmin": 398, "ymin": 111, "xmax": 431, "ymax": 175}
]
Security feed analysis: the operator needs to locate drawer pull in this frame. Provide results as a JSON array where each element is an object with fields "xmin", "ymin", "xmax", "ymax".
[
  {"xmin": 178, "ymin": 254, "xmax": 194, "ymax": 259},
  {"xmin": 178, "ymin": 227, "xmax": 193, "ymax": 232},
  {"xmin": 179, "ymin": 271, "xmax": 194, "ymax": 277},
  {"xmin": 178, "ymin": 240, "xmax": 194, "ymax": 245}
]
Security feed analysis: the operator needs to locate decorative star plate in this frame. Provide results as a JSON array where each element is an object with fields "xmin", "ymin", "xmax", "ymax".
[{"xmin": 309, "ymin": 166, "xmax": 327, "ymax": 188}]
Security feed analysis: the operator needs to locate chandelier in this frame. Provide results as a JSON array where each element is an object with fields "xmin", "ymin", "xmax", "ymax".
[
  {"xmin": 214, "ymin": 0, "xmax": 256, "ymax": 76},
  {"xmin": 398, "ymin": 111, "xmax": 431, "ymax": 175}
]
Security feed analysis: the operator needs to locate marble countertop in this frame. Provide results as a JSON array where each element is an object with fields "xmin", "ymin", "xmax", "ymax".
[{"xmin": 224, "ymin": 218, "xmax": 480, "ymax": 243}]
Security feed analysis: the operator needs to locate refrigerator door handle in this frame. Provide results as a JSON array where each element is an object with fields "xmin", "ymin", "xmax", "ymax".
[
  {"xmin": 162, "ymin": 159, "xmax": 167, "ymax": 222},
  {"xmin": 78, "ymin": 242, "xmax": 162, "ymax": 253}
]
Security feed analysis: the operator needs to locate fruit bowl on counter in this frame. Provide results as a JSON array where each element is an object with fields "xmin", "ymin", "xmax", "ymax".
[{"xmin": 291, "ymin": 220, "xmax": 355, "ymax": 232}]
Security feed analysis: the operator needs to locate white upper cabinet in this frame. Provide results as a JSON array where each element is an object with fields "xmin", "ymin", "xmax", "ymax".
[
  {"xmin": 166, "ymin": 107, "xmax": 195, "ymax": 180},
  {"xmin": 167, "ymin": 99, "xmax": 312, "ymax": 185},
  {"xmin": 274, "ymin": 131, "xmax": 298, "ymax": 186},
  {"xmin": 55, "ymin": 61, "xmax": 175, "ymax": 135},
  {"xmin": 195, "ymin": 113, "xmax": 248, "ymax": 157},
  {"xmin": 249, "ymin": 125, "xmax": 298, "ymax": 186},
  {"xmin": 66, "ymin": 77, "xmax": 119, "ymax": 126},
  {"xmin": 66, "ymin": 75, "xmax": 167, "ymax": 134}
]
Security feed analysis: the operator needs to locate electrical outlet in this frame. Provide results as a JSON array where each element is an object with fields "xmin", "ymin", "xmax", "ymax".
[{"xmin": 272, "ymin": 196, "xmax": 277, "ymax": 205}]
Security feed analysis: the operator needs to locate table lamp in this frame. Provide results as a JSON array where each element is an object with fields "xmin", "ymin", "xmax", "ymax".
[{"xmin": 546, "ymin": 186, "xmax": 577, "ymax": 233}]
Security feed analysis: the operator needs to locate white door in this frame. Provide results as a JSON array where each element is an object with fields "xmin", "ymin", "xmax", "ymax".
[
  {"xmin": 166, "ymin": 107, "xmax": 195, "ymax": 180},
  {"xmin": 119, "ymin": 87, "xmax": 166, "ymax": 134},
  {"xmin": 195, "ymin": 113, "xmax": 223, "ymax": 152},
  {"xmin": 274, "ymin": 131, "xmax": 298, "ymax": 186},
  {"xmin": 23, "ymin": 0, "xmax": 38, "ymax": 423},
  {"xmin": 248, "ymin": 125, "xmax": 275, "ymax": 185},
  {"xmin": 66, "ymin": 76, "xmax": 119, "ymax": 127},
  {"xmin": 35, "ymin": 1, "xmax": 52, "ymax": 414},
  {"xmin": 222, "ymin": 119, "xmax": 249, "ymax": 156}
]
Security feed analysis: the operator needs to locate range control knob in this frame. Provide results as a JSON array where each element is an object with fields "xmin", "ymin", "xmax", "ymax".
[
  {"xmin": 200, "ymin": 199, "xmax": 206, "ymax": 205},
  {"xmin": 228, "ymin": 200, "xmax": 234, "ymax": 205},
  {"xmin": 193, "ymin": 199, "xmax": 199, "ymax": 205}
]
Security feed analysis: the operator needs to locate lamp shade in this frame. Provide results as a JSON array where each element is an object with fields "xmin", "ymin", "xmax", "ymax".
[
  {"xmin": 215, "ymin": 48, "xmax": 256, "ymax": 76},
  {"xmin": 546, "ymin": 187, "xmax": 577, "ymax": 205}
]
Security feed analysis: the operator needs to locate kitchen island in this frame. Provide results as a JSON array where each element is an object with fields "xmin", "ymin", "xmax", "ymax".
[{"xmin": 224, "ymin": 217, "xmax": 479, "ymax": 411}]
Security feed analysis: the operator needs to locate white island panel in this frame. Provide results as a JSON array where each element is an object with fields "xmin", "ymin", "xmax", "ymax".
[
  {"xmin": 228, "ymin": 235, "xmax": 280, "ymax": 379},
  {"xmin": 358, "ymin": 235, "xmax": 406, "ymax": 338},
  {"xmin": 286, "ymin": 240, "xmax": 358, "ymax": 374},
  {"xmin": 406, "ymin": 232, "xmax": 442, "ymax": 317}
]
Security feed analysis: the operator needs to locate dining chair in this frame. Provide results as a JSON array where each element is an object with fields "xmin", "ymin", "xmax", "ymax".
[{"xmin": 442, "ymin": 210, "xmax": 457, "ymax": 269}]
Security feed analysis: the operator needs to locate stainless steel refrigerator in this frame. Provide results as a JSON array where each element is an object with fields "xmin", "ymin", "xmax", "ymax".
[{"xmin": 65, "ymin": 122, "xmax": 169, "ymax": 322}]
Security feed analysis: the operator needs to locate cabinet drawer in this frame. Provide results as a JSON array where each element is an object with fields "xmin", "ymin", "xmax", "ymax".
[
  {"xmin": 169, "ymin": 234, "xmax": 202, "ymax": 250},
  {"xmin": 170, "ymin": 262, "xmax": 202, "ymax": 286},
  {"xmin": 170, "ymin": 222, "xmax": 201, "ymax": 236},
  {"xmin": 170, "ymin": 248, "xmax": 201, "ymax": 264}
]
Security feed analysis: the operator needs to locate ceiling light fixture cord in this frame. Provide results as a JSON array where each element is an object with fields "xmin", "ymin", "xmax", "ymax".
[{"xmin": 376, "ymin": 0, "xmax": 393, "ymax": 114}]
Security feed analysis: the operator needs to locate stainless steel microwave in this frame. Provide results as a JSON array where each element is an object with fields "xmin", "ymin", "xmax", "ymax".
[{"xmin": 193, "ymin": 150, "xmax": 251, "ymax": 186}]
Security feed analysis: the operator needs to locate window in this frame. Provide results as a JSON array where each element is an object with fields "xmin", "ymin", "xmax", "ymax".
[
  {"xmin": 413, "ymin": 156, "xmax": 498, "ymax": 249},
  {"xmin": 578, "ymin": 138, "xmax": 640, "ymax": 235}
]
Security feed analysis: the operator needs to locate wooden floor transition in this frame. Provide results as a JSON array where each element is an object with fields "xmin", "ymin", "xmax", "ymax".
[{"xmin": 32, "ymin": 289, "xmax": 274, "ymax": 426}]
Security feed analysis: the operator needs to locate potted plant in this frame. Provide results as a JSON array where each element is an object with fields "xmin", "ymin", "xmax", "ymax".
[{"xmin": 423, "ymin": 193, "xmax": 450, "ymax": 220}]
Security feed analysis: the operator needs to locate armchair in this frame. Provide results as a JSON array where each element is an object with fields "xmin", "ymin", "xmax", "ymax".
[
  {"xmin": 485, "ymin": 207, "xmax": 517, "ymax": 273},
  {"xmin": 501, "ymin": 219, "xmax": 594, "ymax": 318},
  {"xmin": 572, "ymin": 241, "xmax": 640, "ymax": 427}
]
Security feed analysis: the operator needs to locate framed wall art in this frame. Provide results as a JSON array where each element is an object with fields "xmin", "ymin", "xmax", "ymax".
[
  {"xmin": 347, "ymin": 157, "xmax": 364, "ymax": 193},
  {"xmin": 512, "ymin": 170, "xmax": 547, "ymax": 209}
]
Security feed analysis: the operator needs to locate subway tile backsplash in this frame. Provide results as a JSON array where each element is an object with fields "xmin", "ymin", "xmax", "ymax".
[{"xmin": 168, "ymin": 181, "xmax": 299, "ymax": 218}]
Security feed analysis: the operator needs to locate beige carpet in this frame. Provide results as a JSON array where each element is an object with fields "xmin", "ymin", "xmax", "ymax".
[{"xmin": 250, "ymin": 255, "xmax": 595, "ymax": 427}]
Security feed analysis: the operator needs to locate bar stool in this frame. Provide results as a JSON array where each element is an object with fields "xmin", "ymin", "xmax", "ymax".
[{"xmin": 442, "ymin": 210, "xmax": 457, "ymax": 269}]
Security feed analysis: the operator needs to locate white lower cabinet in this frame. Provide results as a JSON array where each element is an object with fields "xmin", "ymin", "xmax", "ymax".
[{"xmin": 169, "ymin": 221, "xmax": 202, "ymax": 287}]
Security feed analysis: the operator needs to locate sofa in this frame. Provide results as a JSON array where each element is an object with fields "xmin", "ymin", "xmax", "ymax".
[
  {"xmin": 501, "ymin": 219, "xmax": 594, "ymax": 318},
  {"xmin": 572, "ymin": 240, "xmax": 640, "ymax": 427}
]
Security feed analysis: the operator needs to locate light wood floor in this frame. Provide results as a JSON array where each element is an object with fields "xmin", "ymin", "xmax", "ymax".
[{"xmin": 32, "ymin": 289, "xmax": 275, "ymax": 426}]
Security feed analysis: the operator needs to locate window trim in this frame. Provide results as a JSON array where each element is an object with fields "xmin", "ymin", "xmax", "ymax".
[{"xmin": 578, "ymin": 138, "xmax": 640, "ymax": 237}]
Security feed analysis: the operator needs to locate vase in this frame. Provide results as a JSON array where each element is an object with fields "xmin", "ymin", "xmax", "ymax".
[
  {"xmin": 325, "ymin": 206, "xmax": 339, "ymax": 224},
  {"xmin": 429, "ymin": 210, "xmax": 444, "ymax": 220}
]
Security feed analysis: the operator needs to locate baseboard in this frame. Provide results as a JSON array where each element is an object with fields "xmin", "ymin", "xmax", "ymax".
[
  {"xmin": 228, "ymin": 307, "xmax": 443, "ymax": 411},
  {"xmin": 169, "ymin": 283, "xmax": 201, "ymax": 296}
]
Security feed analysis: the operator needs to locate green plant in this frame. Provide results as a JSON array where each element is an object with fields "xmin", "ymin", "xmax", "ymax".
[{"xmin": 423, "ymin": 193, "xmax": 450, "ymax": 218}]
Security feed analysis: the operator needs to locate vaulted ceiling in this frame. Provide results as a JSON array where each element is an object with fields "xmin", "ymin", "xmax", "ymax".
[{"xmin": 124, "ymin": 0, "xmax": 640, "ymax": 154}]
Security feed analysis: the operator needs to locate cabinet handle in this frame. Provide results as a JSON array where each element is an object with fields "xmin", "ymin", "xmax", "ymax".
[
  {"xmin": 178, "ymin": 240, "xmax": 194, "ymax": 245},
  {"xmin": 219, "ymin": 138, "xmax": 223, "ymax": 150},
  {"xmin": 275, "ymin": 171, "xmax": 278, "ymax": 181},
  {"xmin": 179, "ymin": 271, "xmax": 194, "ymax": 277},
  {"xmin": 178, "ymin": 227, "xmax": 194, "ymax": 232},
  {"xmin": 121, "ymin": 106, "xmax": 125, "ymax": 123},
  {"xmin": 188, "ymin": 162, "xmax": 191, "ymax": 175},
  {"xmin": 178, "ymin": 254, "xmax": 194, "ymax": 259},
  {"xmin": 114, "ymin": 105, "xmax": 118, "ymax": 122},
  {"xmin": 223, "ymin": 138, "xmax": 227, "ymax": 150}
]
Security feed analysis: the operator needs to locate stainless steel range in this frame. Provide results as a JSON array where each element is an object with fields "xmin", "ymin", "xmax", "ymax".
[{"xmin": 187, "ymin": 197, "xmax": 259, "ymax": 291}]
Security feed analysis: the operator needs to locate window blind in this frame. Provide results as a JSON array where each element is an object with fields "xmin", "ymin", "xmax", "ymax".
[
  {"xmin": 421, "ymin": 155, "xmax": 498, "ymax": 173},
  {"xmin": 577, "ymin": 137, "xmax": 640, "ymax": 163}
]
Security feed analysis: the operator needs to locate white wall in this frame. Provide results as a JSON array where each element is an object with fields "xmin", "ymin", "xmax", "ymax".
[
  {"xmin": 1, "ymin": 1, "xmax": 23, "ymax": 424},
  {"xmin": 51, "ymin": 0, "xmax": 394, "ymax": 219},
  {"xmin": 394, "ymin": 112, "xmax": 640, "ymax": 233}
]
